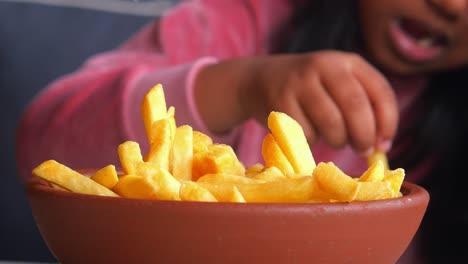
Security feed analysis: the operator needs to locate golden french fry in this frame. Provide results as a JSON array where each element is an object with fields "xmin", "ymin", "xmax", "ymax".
[
  {"xmin": 267, "ymin": 111, "xmax": 315, "ymax": 176},
  {"xmin": 167, "ymin": 106, "xmax": 177, "ymax": 142},
  {"xmin": 383, "ymin": 168, "xmax": 405, "ymax": 197},
  {"xmin": 368, "ymin": 151, "xmax": 389, "ymax": 170},
  {"xmin": 112, "ymin": 175, "xmax": 158, "ymax": 199},
  {"xmin": 195, "ymin": 182, "xmax": 233, "ymax": 202},
  {"xmin": 313, "ymin": 162, "xmax": 359, "ymax": 202},
  {"xmin": 118, "ymin": 141, "xmax": 143, "ymax": 175},
  {"xmin": 252, "ymin": 166, "xmax": 287, "ymax": 181},
  {"xmin": 51, "ymin": 183, "xmax": 69, "ymax": 192},
  {"xmin": 230, "ymin": 186, "xmax": 246, "ymax": 203},
  {"xmin": 171, "ymin": 125, "xmax": 193, "ymax": 181},
  {"xmin": 241, "ymin": 176, "xmax": 320, "ymax": 203},
  {"xmin": 146, "ymin": 118, "xmax": 172, "ymax": 170},
  {"xmin": 262, "ymin": 133, "xmax": 295, "ymax": 177},
  {"xmin": 358, "ymin": 160, "xmax": 385, "ymax": 182},
  {"xmin": 198, "ymin": 176, "xmax": 322, "ymax": 203},
  {"xmin": 33, "ymin": 160, "xmax": 118, "ymax": 197},
  {"xmin": 197, "ymin": 173, "xmax": 265, "ymax": 185},
  {"xmin": 354, "ymin": 181, "xmax": 394, "ymax": 201},
  {"xmin": 192, "ymin": 144, "xmax": 245, "ymax": 181},
  {"xmin": 179, "ymin": 181, "xmax": 217, "ymax": 202},
  {"xmin": 192, "ymin": 130, "xmax": 213, "ymax": 154},
  {"xmin": 135, "ymin": 162, "xmax": 181, "ymax": 200},
  {"xmin": 141, "ymin": 84, "xmax": 168, "ymax": 144},
  {"xmin": 91, "ymin": 164, "xmax": 119, "ymax": 189},
  {"xmin": 245, "ymin": 163, "xmax": 264, "ymax": 177},
  {"xmin": 146, "ymin": 105, "xmax": 175, "ymax": 147},
  {"xmin": 305, "ymin": 198, "xmax": 336, "ymax": 203}
]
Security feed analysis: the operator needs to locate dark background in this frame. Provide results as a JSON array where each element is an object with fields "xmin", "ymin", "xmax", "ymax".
[{"xmin": 0, "ymin": 1, "xmax": 168, "ymax": 261}]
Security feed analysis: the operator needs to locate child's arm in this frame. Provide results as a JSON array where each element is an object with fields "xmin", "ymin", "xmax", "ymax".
[{"xmin": 16, "ymin": 0, "xmax": 292, "ymax": 181}]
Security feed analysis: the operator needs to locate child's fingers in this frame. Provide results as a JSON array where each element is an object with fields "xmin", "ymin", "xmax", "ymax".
[
  {"xmin": 351, "ymin": 57, "xmax": 399, "ymax": 151},
  {"xmin": 299, "ymin": 75, "xmax": 347, "ymax": 149},
  {"xmin": 322, "ymin": 71, "xmax": 376, "ymax": 154}
]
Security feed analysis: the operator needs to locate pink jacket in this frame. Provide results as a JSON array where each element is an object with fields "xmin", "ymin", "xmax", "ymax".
[{"xmin": 16, "ymin": 0, "xmax": 427, "ymax": 182}]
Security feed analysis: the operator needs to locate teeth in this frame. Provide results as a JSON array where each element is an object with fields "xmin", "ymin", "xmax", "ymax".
[{"xmin": 417, "ymin": 38, "xmax": 434, "ymax": 48}]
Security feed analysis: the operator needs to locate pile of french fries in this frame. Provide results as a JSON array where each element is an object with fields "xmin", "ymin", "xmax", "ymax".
[{"xmin": 32, "ymin": 84, "xmax": 405, "ymax": 203}]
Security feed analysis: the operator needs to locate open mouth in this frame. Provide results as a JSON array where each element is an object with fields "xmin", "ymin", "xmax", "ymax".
[{"xmin": 389, "ymin": 18, "xmax": 449, "ymax": 62}]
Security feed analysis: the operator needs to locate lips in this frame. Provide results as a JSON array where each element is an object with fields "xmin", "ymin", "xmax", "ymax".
[{"xmin": 389, "ymin": 18, "xmax": 449, "ymax": 62}]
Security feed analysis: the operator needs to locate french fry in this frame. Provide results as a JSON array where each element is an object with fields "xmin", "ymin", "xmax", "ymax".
[
  {"xmin": 192, "ymin": 130, "xmax": 213, "ymax": 154},
  {"xmin": 146, "ymin": 105, "xmax": 176, "ymax": 146},
  {"xmin": 354, "ymin": 181, "xmax": 394, "ymax": 201},
  {"xmin": 146, "ymin": 118, "xmax": 172, "ymax": 170},
  {"xmin": 167, "ymin": 106, "xmax": 177, "ymax": 142},
  {"xmin": 358, "ymin": 160, "xmax": 385, "ymax": 183},
  {"xmin": 230, "ymin": 186, "xmax": 246, "ymax": 203},
  {"xmin": 118, "ymin": 141, "xmax": 143, "ymax": 175},
  {"xmin": 192, "ymin": 144, "xmax": 245, "ymax": 181},
  {"xmin": 33, "ymin": 160, "xmax": 118, "ymax": 197},
  {"xmin": 306, "ymin": 198, "xmax": 333, "ymax": 203},
  {"xmin": 245, "ymin": 163, "xmax": 264, "ymax": 177},
  {"xmin": 112, "ymin": 175, "xmax": 158, "ymax": 199},
  {"xmin": 198, "ymin": 176, "xmax": 322, "ymax": 203},
  {"xmin": 313, "ymin": 162, "xmax": 359, "ymax": 202},
  {"xmin": 267, "ymin": 111, "xmax": 315, "ymax": 176},
  {"xmin": 135, "ymin": 162, "xmax": 181, "ymax": 200},
  {"xmin": 368, "ymin": 151, "xmax": 389, "ymax": 170},
  {"xmin": 262, "ymin": 133, "xmax": 295, "ymax": 177},
  {"xmin": 383, "ymin": 168, "xmax": 405, "ymax": 197},
  {"xmin": 171, "ymin": 125, "xmax": 193, "ymax": 181},
  {"xmin": 141, "ymin": 84, "xmax": 167, "ymax": 144},
  {"xmin": 51, "ymin": 183, "xmax": 70, "ymax": 192},
  {"xmin": 179, "ymin": 181, "xmax": 217, "ymax": 202},
  {"xmin": 197, "ymin": 173, "xmax": 265, "ymax": 185},
  {"xmin": 252, "ymin": 166, "xmax": 287, "ymax": 181},
  {"xmin": 91, "ymin": 164, "xmax": 119, "ymax": 189},
  {"xmin": 194, "ymin": 182, "xmax": 234, "ymax": 202}
]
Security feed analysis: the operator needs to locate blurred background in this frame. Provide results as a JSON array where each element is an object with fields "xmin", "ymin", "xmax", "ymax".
[{"xmin": 0, "ymin": 0, "xmax": 180, "ymax": 262}]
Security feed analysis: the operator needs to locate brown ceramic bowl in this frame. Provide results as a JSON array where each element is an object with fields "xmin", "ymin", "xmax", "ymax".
[{"xmin": 26, "ymin": 170, "xmax": 429, "ymax": 264}]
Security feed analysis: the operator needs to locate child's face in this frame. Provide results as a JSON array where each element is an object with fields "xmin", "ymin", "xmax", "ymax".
[{"xmin": 359, "ymin": 0, "xmax": 468, "ymax": 75}]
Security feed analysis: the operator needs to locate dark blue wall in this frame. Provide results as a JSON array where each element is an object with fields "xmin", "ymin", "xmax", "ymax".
[{"xmin": 0, "ymin": 2, "xmax": 154, "ymax": 261}]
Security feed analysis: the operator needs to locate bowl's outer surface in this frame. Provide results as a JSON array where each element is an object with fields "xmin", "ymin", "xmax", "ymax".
[{"xmin": 26, "ymin": 178, "xmax": 429, "ymax": 264}]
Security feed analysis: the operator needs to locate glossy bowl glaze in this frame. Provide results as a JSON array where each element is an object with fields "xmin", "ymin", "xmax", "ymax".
[{"xmin": 26, "ymin": 172, "xmax": 429, "ymax": 264}]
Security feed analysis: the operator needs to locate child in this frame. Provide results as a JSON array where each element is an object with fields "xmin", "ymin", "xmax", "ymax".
[{"xmin": 17, "ymin": 0, "xmax": 468, "ymax": 262}]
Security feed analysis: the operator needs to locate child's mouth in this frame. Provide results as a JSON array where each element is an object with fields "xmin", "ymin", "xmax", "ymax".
[{"xmin": 389, "ymin": 18, "xmax": 449, "ymax": 63}]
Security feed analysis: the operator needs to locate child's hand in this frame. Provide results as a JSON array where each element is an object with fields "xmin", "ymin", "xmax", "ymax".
[
  {"xmin": 247, "ymin": 51, "xmax": 398, "ymax": 155},
  {"xmin": 195, "ymin": 51, "xmax": 398, "ymax": 156}
]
